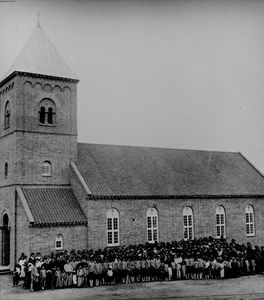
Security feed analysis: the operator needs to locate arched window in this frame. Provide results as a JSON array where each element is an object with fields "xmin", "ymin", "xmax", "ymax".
[
  {"xmin": 55, "ymin": 234, "xmax": 63, "ymax": 250},
  {"xmin": 216, "ymin": 205, "xmax": 226, "ymax": 238},
  {"xmin": 183, "ymin": 207, "xmax": 194, "ymax": 240},
  {"xmin": 39, "ymin": 106, "xmax": 46, "ymax": 124},
  {"xmin": 245, "ymin": 205, "xmax": 255, "ymax": 236},
  {"xmin": 4, "ymin": 162, "xmax": 8, "ymax": 179},
  {"xmin": 106, "ymin": 208, "xmax": 120, "ymax": 246},
  {"xmin": 47, "ymin": 107, "xmax": 54, "ymax": 124},
  {"xmin": 39, "ymin": 99, "xmax": 56, "ymax": 125},
  {"xmin": 4, "ymin": 101, "xmax": 10, "ymax": 129},
  {"xmin": 42, "ymin": 161, "xmax": 51, "ymax": 176},
  {"xmin": 147, "ymin": 207, "xmax": 158, "ymax": 243}
]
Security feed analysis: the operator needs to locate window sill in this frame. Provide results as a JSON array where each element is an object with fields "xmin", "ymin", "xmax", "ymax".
[
  {"xmin": 42, "ymin": 174, "xmax": 52, "ymax": 177},
  {"xmin": 246, "ymin": 234, "xmax": 255, "ymax": 237}
]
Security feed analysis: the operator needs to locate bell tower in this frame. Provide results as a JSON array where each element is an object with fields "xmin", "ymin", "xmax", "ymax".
[
  {"xmin": 0, "ymin": 23, "xmax": 82, "ymax": 268},
  {"xmin": 0, "ymin": 24, "xmax": 79, "ymax": 187}
]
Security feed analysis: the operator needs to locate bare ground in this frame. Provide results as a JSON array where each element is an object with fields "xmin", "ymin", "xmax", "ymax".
[{"xmin": 1, "ymin": 274, "xmax": 264, "ymax": 300}]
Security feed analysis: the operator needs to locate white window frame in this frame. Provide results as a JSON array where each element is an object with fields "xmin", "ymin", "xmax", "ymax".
[
  {"xmin": 55, "ymin": 234, "xmax": 63, "ymax": 251},
  {"xmin": 42, "ymin": 161, "xmax": 51, "ymax": 177},
  {"xmin": 147, "ymin": 207, "xmax": 158, "ymax": 243},
  {"xmin": 216, "ymin": 205, "xmax": 226, "ymax": 238},
  {"xmin": 106, "ymin": 208, "xmax": 120, "ymax": 246},
  {"xmin": 245, "ymin": 205, "xmax": 255, "ymax": 236},
  {"xmin": 183, "ymin": 207, "xmax": 194, "ymax": 240}
]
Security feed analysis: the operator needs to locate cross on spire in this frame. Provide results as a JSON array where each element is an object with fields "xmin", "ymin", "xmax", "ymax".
[{"xmin": 37, "ymin": 12, "xmax": 41, "ymax": 27}]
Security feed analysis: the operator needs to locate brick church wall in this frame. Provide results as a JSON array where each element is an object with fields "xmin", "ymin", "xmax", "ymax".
[
  {"xmin": 0, "ymin": 187, "xmax": 16, "ymax": 266},
  {"xmin": 13, "ymin": 76, "xmax": 77, "ymax": 186},
  {"xmin": 27, "ymin": 225, "xmax": 87, "ymax": 255},
  {"xmin": 86, "ymin": 197, "xmax": 264, "ymax": 250},
  {"xmin": 15, "ymin": 132, "xmax": 77, "ymax": 185},
  {"xmin": 0, "ymin": 73, "xmax": 79, "ymax": 266},
  {"xmin": 16, "ymin": 192, "xmax": 30, "ymax": 260}
]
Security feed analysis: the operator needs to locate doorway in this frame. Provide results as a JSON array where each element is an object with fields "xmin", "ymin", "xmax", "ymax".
[{"xmin": 1, "ymin": 214, "xmax": 10, "ymax": 266}]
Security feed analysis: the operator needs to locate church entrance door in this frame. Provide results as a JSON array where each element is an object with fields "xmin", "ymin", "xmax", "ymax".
[{"xmin": 1, "ymin": 214, "xmax": 10, "ymax": 266}]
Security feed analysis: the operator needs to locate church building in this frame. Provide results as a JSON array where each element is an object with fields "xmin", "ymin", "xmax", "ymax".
[{"xmin": 1, "ymin": 24, "xmax": 264, "ymax": 268}]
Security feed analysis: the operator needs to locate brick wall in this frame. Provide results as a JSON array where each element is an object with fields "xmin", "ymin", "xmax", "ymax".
[
  {"xmin": 0, "ymin": 77, "xmax": 17, "ymax": 138},
  {"xmin": 28, "ymin": 225, "xmax": 87, "ymax": 256},
  {"xmin": 16, "ymin": 191, "xmax": 30, "ymax": 261},
  {"xmin": 0, "ymin": 186, "xmax": 16, "ymax": 266},
  {"xmin": 0, "ymin": 74, "xmax": 78, "ymax": 187},
  {"xmin": 86, "ymin": 197, "xmax": 264, "ymax": 249},
  {"xmin": 17, "ymin": 76, "xmax": 77, "ymax": 135},
  {"xmin": 15, "ymin": 132, "xmax": 77, "ymax": 185},
  {"xmin": 0, "ymin": 73, "xmax": 79, "ymax": 267}
]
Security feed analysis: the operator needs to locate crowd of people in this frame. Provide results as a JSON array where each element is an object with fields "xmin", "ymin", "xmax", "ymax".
[{"xmin": 12, "ymin": 236, "xmax": 264, "ymax": 292}]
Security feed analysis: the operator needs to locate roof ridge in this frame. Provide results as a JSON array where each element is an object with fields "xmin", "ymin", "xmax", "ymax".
[
  {"xmin": 77, "ymin": 142, "xmax": 238, "ymax": 154},
  {"xmin": 22, "ymin": 186, "xmax": 71, "ymax": 190}
]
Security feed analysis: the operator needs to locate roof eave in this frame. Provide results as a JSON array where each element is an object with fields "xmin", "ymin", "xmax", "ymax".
[
  {"xmin": 0, "ymin": 71, "xmax": 18, "ymax": 88},
  {"xmin": 88, "ymin": 194, "xmax": 264, "ymax": 200},
  {"xmin": 29, "ymin": 220, "xmax": 87, "ymax": 228},
  {"xmin": 0, "ymin": 71, "xmax": 79, "ymax": 87}
]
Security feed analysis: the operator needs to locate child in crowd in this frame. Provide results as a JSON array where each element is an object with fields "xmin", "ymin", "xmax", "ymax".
[{"xmin": 12, "ymin": 237, "xmax": 264, "ymax": 292}]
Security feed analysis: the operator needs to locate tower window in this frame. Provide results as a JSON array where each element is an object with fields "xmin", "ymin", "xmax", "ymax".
[
  {"xmin": 4, "ymin": 101, "xmax": 10, "ymax": 129},
  {"xmin": 4, "ymin": 162, "xmax": 8, "ymax": 179},
  {"xmin": 42, "ymin": 161, "xmax": 51, "ymax": 177},
  {"xmin": 47, "ymin": 107, "xmax": 54, "ymax": 124},
  {"xmin": 39, "ymin": 99, "xmax": 56, "ymax": 125},
  {"xmin": 39, "ymin": 106, "xmax": 46, "ymax": 124}
]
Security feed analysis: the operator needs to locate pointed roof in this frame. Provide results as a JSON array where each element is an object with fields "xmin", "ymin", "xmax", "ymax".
[{"xmin": 3, "ymin": 25, "xmax": 77, "ymax": 80}]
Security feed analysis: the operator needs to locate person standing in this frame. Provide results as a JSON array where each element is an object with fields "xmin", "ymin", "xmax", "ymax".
[{"xmin": 40, "ymin": 264, "xmax": 47, "ymax": 290}]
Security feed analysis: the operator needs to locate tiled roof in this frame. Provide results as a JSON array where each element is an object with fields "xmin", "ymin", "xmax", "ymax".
[
  {"xmin": 3, "ymin": 25, "xmax": 77, "ymax": 80},
  {"xmin": 22, "ymin": 187, "xmax": 87, "ymax": 226},
  {"xmin": 76, "ymin": 143, "xmax": 264, "ymax": 197}
]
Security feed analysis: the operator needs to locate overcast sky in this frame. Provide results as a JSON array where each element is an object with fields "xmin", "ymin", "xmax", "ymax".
[{"xmin": 1, "ymin": 0, "xmax": 264, "ymax": 173}]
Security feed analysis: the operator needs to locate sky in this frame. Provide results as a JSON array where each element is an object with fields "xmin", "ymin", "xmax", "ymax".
[{"xmin": 1, "ymin": 0, "xmax": 264, "ymax": 173}]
